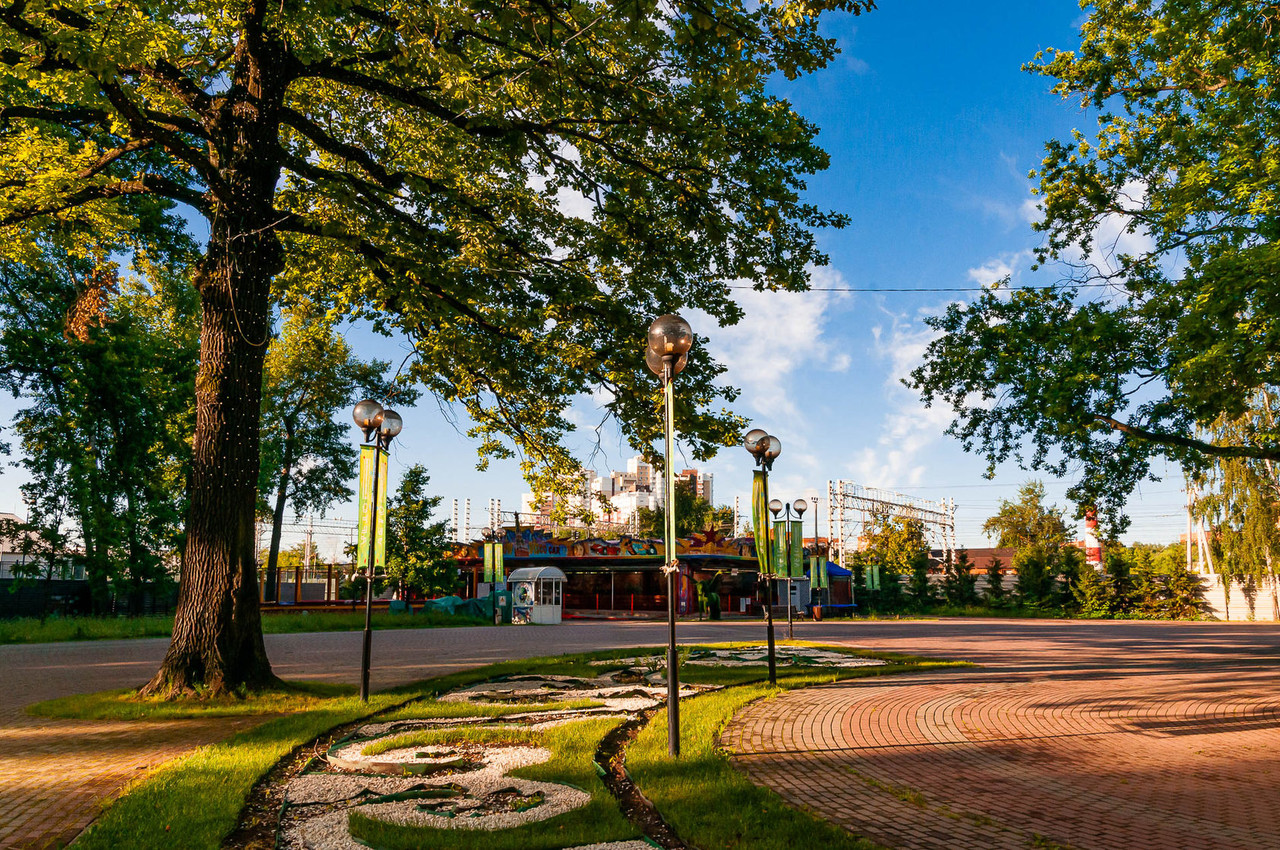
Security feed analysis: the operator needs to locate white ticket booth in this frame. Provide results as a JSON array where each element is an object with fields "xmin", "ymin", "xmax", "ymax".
[{"xmin": 507, "ymin": 566, "xmax": 567, "ymax": 625}]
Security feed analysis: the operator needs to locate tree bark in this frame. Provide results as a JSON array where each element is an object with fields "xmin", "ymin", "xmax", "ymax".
[{"xmin": 142, "ymin": 23, "xmax": 289, "ymax": 696}]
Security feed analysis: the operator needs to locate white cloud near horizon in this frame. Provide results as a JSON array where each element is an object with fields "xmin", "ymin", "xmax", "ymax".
[
  {"xmin": 697, "ymin": 266, "xmax": 854, "ymax": 423},
  {"xmin": 845, "ymin": 308, "xmax": 953, "ymax": 489}
]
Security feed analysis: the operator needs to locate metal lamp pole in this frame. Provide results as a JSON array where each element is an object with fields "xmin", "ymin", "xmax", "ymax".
[
  {"xmin": 745, "ymin": 430, "xmax": 781, "ymax": 685},
  {"xmin": 769, "ymin": 500, "xmax": 790, "ymax": 640},
  {"xmin": 352, "ymin": 400, "xmax": 403, "ymax": 703},
  {"xmin": 788, "ymin": 499, "xmax": 808, "ymax": 624},
  {"xmin": 647, "ymin": 313, "xmax": 694, "ymax": 758},
  {"xmin": 483, "ymin": 527, "xmax": 502, "ymax": 626}
]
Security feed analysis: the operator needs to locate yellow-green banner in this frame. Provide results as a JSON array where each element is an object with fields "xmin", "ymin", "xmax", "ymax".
[
  {"xmin": 810, "ymin": 555, "xmax": 826, "ymax": 588},
  {"xmin": 789, "ymin": 520, "xmax": 803, "ymax": 577},
  {"xmin": 484, "ymin": 542, "xmax": 505, "ymax": 583},
  {"xmin": 356, "ymin": 444, "xmax": 388, "ymax": 573},
  {"xmin": 752, "ymin": 471, "xmax": 770, "ymax": 575}
]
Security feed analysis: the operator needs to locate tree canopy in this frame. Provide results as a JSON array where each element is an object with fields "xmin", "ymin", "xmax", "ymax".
[
  {"xmin": 907, "ymin": 1, "xmax": 1280, "ymax": 532},
  {"xmin": 0, "ymin": 0, "xmax": 871, "ymax": 692},
  {"xmin": 636, "ymin": 479, "xmax": 730, "ymax": 538},
  {"xmin": 981, "ymin": 481, "xmax": 1072, "ymax": 551},
  {"xmin": 258, "ymin": 300, "xmax": 408, "ymax": 582},
  {"xmin": 0, "ymin": 244, "xmax": 198, "ymax": 610},
  {"xmin": 384, "ymin": 464, "xmax": 458, "ymax": 597}
]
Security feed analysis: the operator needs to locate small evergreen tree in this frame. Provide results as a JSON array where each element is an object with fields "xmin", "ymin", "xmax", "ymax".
[
  {"xmin": 1165, "ymin": 568, "xmax": 1208, "ymax": 620},
  {"xmin": 942, "ymin": 549, "xmax": 980, "ymax": 607},
  {"xmin": 907, "ymin": 551, "xmax": 936, "ymax": 610},
  {"xmin": 384, "ymin": 466, "xmax": 458, "ymax": 599},
  {"xmin": 1057, "ymin": 546, "xmax": 1086, "ymax": 611},
  {"xmin": 1105, "ymin": 551, "xmax": 1135, "ymax": 616},
  {"xmin": 983, "ymin": 557, "xmax": 1007, "ymax": 606},
  {"xmin": 1014, "ymin": 545, "xmax": 1057, "ymax": 608},
  {"xmin": 1131, "ymin": 562, "xmax": 1168, "ymax": 618},
  {"xmin": 1073, "ymin": 566, "xmax": 1114, "ymax": 617}
]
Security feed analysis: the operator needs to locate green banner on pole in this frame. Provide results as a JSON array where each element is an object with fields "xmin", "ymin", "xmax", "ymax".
[
  {"xmin": 752, "ymin": 471, "xmax": 770, "ymax": 575},
  {"xmin": 356, "ymin": 444, "xmax": 387, "ymax": 573},
  {"xmin": 483, "ymin": 542, "xmax": 493, "ymax": 583},
  {"xmin": 773, "ymin": 520, "xmax": 787, "ymax": 577},
  {"xmin": 810, "ymin": 555, "xmax": 825, "ymax": 589},
  {"xmin": 494, "ymin": 542, "xmax": 504, "ymax": 583},
  {"xmin": 789, "ymin": 520, "xmax": 803, "ymax": 578}
]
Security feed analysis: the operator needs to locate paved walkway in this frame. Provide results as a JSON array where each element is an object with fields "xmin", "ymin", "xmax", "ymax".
[
  {"xmin": 4, "ymin": 619, "xmax": 1280, "ymax": 848},
  {"xmin": 723, "ymin": 621, "xmax": 1280, "ymax": 850}
]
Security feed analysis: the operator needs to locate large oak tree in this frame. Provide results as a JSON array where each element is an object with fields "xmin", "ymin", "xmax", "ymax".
[{"xmin": 0, "ymin": 0, "xmax": 869, "ymax": 694}]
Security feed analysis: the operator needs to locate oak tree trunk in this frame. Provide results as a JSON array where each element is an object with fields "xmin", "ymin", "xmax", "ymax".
[{"xmin": 142, "ymin": 25, "xmax": 288, "ymax": 696}]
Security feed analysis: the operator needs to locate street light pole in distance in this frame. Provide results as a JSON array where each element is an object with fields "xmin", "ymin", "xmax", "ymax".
[{"xmin": 352, "ymin": 399, "xmax": 403, "ymax": 703}]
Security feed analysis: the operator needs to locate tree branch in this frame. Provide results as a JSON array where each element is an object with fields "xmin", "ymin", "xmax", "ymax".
[
  {"xmin": 0, "ymin": 174, "xmax": 208, "ymax": 226},
  {"xmin": 1092, "ymin": 414, "xmax": 1280, "ymax": 461}
]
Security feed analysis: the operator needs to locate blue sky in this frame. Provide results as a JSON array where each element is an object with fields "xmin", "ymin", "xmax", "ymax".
[{"xmin": 0, "ymin": 2, "xmax": 1192, "ymax": 559}]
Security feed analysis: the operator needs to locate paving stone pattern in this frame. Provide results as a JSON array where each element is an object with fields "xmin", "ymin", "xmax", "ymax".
[{"xmin": 724, "ymin": 625, "xmax": 1280, "ymax": 850}]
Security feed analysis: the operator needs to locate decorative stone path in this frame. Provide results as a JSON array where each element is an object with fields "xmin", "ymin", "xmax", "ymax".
[{"xmin": 724, "ymin": 636, "xmax": 1280, "ymax": 849}]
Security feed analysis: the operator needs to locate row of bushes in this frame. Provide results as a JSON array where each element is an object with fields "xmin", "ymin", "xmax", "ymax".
[{"xmin": 847, "ymin": 547, "xmax": 1210, "ymax": 620}]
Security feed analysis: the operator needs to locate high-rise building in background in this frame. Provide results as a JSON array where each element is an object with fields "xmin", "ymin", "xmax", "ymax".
[{"xmin": 518, "ymin": 455, "xmax": 713, "ymax": 531}]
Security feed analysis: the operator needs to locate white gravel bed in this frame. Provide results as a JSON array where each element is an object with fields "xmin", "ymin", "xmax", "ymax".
[
  {"xmin": 328, "ymin": 739, "xmax": 549, "ymax": 771},
  {"xmin": 600, "ymin": 646, "xmax": 888, "ymax": 668},
  {"xmin": 564, "ymin": 842, "xmax": 655, "ymax": 850},
  {"xmin": 357, "ymin": 774, "xmax": 590, "ymax": 830},
  {"xmin": 440, "ymin": 673, "xmax": 711, "ymax": 713}
]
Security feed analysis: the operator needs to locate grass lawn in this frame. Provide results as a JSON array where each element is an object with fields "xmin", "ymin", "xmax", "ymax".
[
  {"xmin": 53, "ymin": 642, "xmax": 966, "ymax": 850},
  {"xmin": 71, "ymin": 692, "xmax": 407, "ymax": 850},
  {"xmin": 0, "ymin": 609, "xmax": 486, "ymax": 645}
]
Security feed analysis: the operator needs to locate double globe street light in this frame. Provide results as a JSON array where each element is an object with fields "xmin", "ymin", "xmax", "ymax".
[
  {"xmin": 768, "ymin": 497, "xmax": 808, "ymax": 640},
  {"xmin": 744, "ymin": 428, "xmax": 782, "ymax": 685},
  {"xmin": 646, "ymin": 313, "xmax": 694, "ymax": 757},
  {"xmin": 352, "ymin": 399, "xmax": 403, "ymax": 703}
]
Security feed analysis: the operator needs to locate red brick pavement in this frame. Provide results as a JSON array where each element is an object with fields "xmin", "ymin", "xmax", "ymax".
[{"xmin": 723, "ymin": 640, "xmax": 1280, "ymax": 850}]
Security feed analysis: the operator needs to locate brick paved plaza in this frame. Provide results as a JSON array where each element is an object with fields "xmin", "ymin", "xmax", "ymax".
[
  {"xmin": 2, "ymin": 619, "xmax": 1279, "ymax": 848},
  {"xmin": 725, "ymin": 621, "xmax": 1280, "ymax": 850}
]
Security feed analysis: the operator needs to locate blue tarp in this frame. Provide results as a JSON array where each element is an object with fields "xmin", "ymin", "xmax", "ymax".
[{"xmin": 825, "ymin": 560, "xmax": 851, "ymax": 577}]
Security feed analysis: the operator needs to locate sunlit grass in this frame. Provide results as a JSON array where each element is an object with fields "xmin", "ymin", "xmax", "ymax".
[
  {"xmin": 72, "ymin": 694, "xmax": 404, "ymax": 850},
  {"xmin": 0, "ymin": 609, "xmax": 485, "ymax": 645},
  {"xmin": 361, "ymin": 726, "xmax": 539, "ymax": 756},
  {"xmin": 28, "ymin": 680, "xmax": 357, "ymax": 721}
]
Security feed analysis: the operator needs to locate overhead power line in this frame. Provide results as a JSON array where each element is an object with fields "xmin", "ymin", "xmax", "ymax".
[{"xmin": 727, "ymin": 283, "xmax": 1119, "ymax": 293}]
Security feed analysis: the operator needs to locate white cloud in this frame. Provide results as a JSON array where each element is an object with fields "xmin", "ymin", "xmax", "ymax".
[
  {"xmin": 966, "ymin": 249, "xmax": 1034, "ymax": 291},
  {"xmin": 846, "ymin": 312, "xmax": 952, "ymax": 488},
  {"xmin": 967, "ymin": 257, "xmax": 1013, "ymax": 287},
  {"xmin": 698, "ymin": 265, "xmax": 853, "ymax": 421}
]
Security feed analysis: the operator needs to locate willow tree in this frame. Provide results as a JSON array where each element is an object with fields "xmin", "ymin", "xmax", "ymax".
[{"xmin": 0, "ymin": 0, "xmax": 869, "ymax": 694}]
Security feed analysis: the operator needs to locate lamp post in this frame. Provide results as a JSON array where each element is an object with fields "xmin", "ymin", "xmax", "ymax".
[
  {"xmin": 744, "ymin": 429, "xmax": 782, "ymax": 685},
  {"xmin": 352, "ymin": 399, "xmax": 403, "ymax": 703},
  {"xmin": 482, "ymin": 526, "xmax": 502, "ymax": 626},
  {"xmin": 646, "ymin": 313, "xmax": 694, "ymax": 757}
]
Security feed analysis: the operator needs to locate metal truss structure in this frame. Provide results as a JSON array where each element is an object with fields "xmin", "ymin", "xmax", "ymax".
[{"xmin": 826, "ymin": 480, "xmax": 957, "ymax": 569}]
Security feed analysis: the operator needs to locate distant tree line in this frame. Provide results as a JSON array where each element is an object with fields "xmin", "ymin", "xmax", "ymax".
[{"xmin": 847, "ymin": 481, "xmax": 1208, "ymax": 620}]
